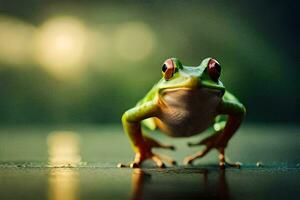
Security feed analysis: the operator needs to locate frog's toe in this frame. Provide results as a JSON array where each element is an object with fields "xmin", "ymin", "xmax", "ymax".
[
  {"xmin": 120, "ymin": 152, "xmax": 176, "ymax": 169},
  {"xmin": 183, "ymin": 157, "xmax": 194, "ymax": 165},
  {"xmin": 143, "ymin": 136, "xmax": 176, "ymax": 151},
  {"xmin": 218, "ymin": 148, "xmax": 242, "ymax": 169},
  {"xmin": 118, "ymin": 153, "xmax": 145, "ymax": 168},
  {"xmin": 171, "ymin": 160, "xmax": 177, "ymax": 166},
  {"xmin": 235, "ymin": 162, "xmax": 242, "ymax": 168},
  {"xmin": 157, "ymin": 153, "xmax": 177, "ymax": 166},
  {"xmin": 117, "ymin": 163, "xmax": 128, "ymax": 168},
  {"xmin": 151, "ymin": 155, "xmax": 166, "ymax": 168},
  {"xmin": 130, "ymin": 162, "xmax": 140, "ymax": 168},
  {"xmin": 156, "ymin": 143, "xmax": 176, "ymax": 151},
  {"xmin": 183, "ymin": 147, "xmax": 211, "ymax": 165},
  {"xmin": 219, "ymin": 161, "xmax": 242, "ymax": 169},
  {"xmin": 168, "ymin": 145, "xmax": 176, "ymax": 151},
  {"xmin": 117, "ymin": 162, "xmax": 141, "ymax": 168},
  {"xmin": 187, "ymin": 141, "xmax": 201, "ymax": 147},
  {"xmin": 160, "ymin": 163, "xmax": 166, "ymax": 168}
]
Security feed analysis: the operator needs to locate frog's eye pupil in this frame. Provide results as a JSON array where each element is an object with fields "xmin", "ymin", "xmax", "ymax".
[
  {"xmin": 208, "ymin": 59, "xmax": 221, "ymax": 82},
  {"xmin": 162, "ymin": 64, "xmax": 167, "ymax": 72}
]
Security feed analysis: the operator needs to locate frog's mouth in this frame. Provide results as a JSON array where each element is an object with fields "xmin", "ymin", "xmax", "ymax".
[{"xmin": 163, "ymin": 86, "xmax": 223, "ymax": 96}]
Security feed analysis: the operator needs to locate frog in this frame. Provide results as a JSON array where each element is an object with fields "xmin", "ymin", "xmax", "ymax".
[{"xmin": 118, "ymin": 58, "xmax": 246, "ymax": 169}]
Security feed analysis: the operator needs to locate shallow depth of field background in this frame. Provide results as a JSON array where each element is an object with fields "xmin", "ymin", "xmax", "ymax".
[
  {"xmin": 0, "ymin": 1, "xmax": 299, "ymax": 200},
  {"xmin": 0, "ymin": 0, "xmax": 298, "ymax": 125}
]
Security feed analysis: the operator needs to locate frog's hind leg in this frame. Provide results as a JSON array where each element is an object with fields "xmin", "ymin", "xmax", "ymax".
[{"xmin": 184, "ymin": 98, "xmax": 245, "ymax": 168}]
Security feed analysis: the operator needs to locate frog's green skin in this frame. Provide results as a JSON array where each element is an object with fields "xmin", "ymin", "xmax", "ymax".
[{"xmin": 120, "ymin": 58, "xmax": 246, "ymax": 168}]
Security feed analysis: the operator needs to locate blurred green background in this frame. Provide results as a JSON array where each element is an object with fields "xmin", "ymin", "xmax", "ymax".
[
  {"xmin": 0, "ymin": 0, "xmax": 298, "ymax": 125},
  {"xmin": 0, "ymin": 2, "xmax": 299, "ymax": 200}
]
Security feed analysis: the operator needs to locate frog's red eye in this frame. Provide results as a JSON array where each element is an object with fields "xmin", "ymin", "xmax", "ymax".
[
  {"xmin": 208, "ymin": 58, "xmax": 221, "ymax": 82},
  {"xmin": 162, "ymin": 59, "xmax": 175, "ymax": 80}
]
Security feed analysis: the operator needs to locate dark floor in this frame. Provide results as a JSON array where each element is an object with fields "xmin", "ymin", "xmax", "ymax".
[{"xmin": 0, "ymin": 124, "xmax": 299, "ymax": 200}]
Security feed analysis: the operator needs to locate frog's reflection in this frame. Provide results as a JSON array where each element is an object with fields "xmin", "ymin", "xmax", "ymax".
[
  {"xmin": 130, "ymin": 168, "xmax": 229, "ymax": 200},
  {"xmin": 218, "ymin": 170, "xmax": 229, "ymax": 200},
  {"xmin": 131, "ymin": 169, "xmax": 151, "ymax": 200}
]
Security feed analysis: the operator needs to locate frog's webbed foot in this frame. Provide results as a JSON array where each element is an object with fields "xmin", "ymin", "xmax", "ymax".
[
  {"xmin": 117, "ymin": 151, "xmax": 177, "ymax": 168},
  {"xmin": 183, "ymin": 147, "xmax": 241, "ymax": 169},
  {"xmin": 184, "ymin": 134, "xmax": 241, "ymax": 169},
  {"xmin": 118, "ymin": 135, "xmax": 176, "ymax": 168}
]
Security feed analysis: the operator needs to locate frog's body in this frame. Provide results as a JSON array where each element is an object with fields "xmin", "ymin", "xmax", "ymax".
[
  {"xmin": 119, "ymin": 58, "xmax": 246, "ymax": 169},
  {"xmin": 153, "ymin": 87, "xmax": 223, "ymax": 137}
]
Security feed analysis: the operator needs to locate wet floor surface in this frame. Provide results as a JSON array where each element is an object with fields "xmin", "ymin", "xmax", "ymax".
[{"xmin": 0, "ymin": 125, "xmax": 299, "ymax": 200}]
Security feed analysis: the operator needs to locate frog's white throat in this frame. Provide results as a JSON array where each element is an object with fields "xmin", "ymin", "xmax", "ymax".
[{"xmin": 157, "ymin": 87, "xmax": 222, "ymax": 137}]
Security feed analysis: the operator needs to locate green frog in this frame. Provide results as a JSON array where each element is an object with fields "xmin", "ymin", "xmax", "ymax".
[{"xmin": 119, "ymin": 58, "xmax": 246, "ymax": 169}]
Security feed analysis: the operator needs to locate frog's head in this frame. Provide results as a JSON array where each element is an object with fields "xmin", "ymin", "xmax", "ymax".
[{"xmin": 159, "ymin": 58, "xmax": 225, "ymax": 94}]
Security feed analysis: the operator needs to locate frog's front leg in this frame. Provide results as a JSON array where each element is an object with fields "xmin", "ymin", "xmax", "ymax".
[
  {"xmin": 184, "ymin": 99, "xmax": 246, "ymax": 168},
  {"xmin": 118, "ymin": 101, "xmax": 176, "ymax": 168}
]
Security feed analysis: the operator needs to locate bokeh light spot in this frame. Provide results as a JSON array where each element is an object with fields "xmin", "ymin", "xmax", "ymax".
[
  {"xmin": 0, "ymin": 15, "xmax": 36, "ymax": 66},
  {"xmin": 47, "ymin": 131, "xmax": 81, "ymax": 167},
  {"xmin": 87, "ymin": 28, "xmax": 112, "ymax": 68},
  {"xmin": 114, "ymin": 22, "xmax": 155, "ymax": 61},
  {"xmin": 35, "ymin": 16, "xmax": 88, "ymax": 79}
]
